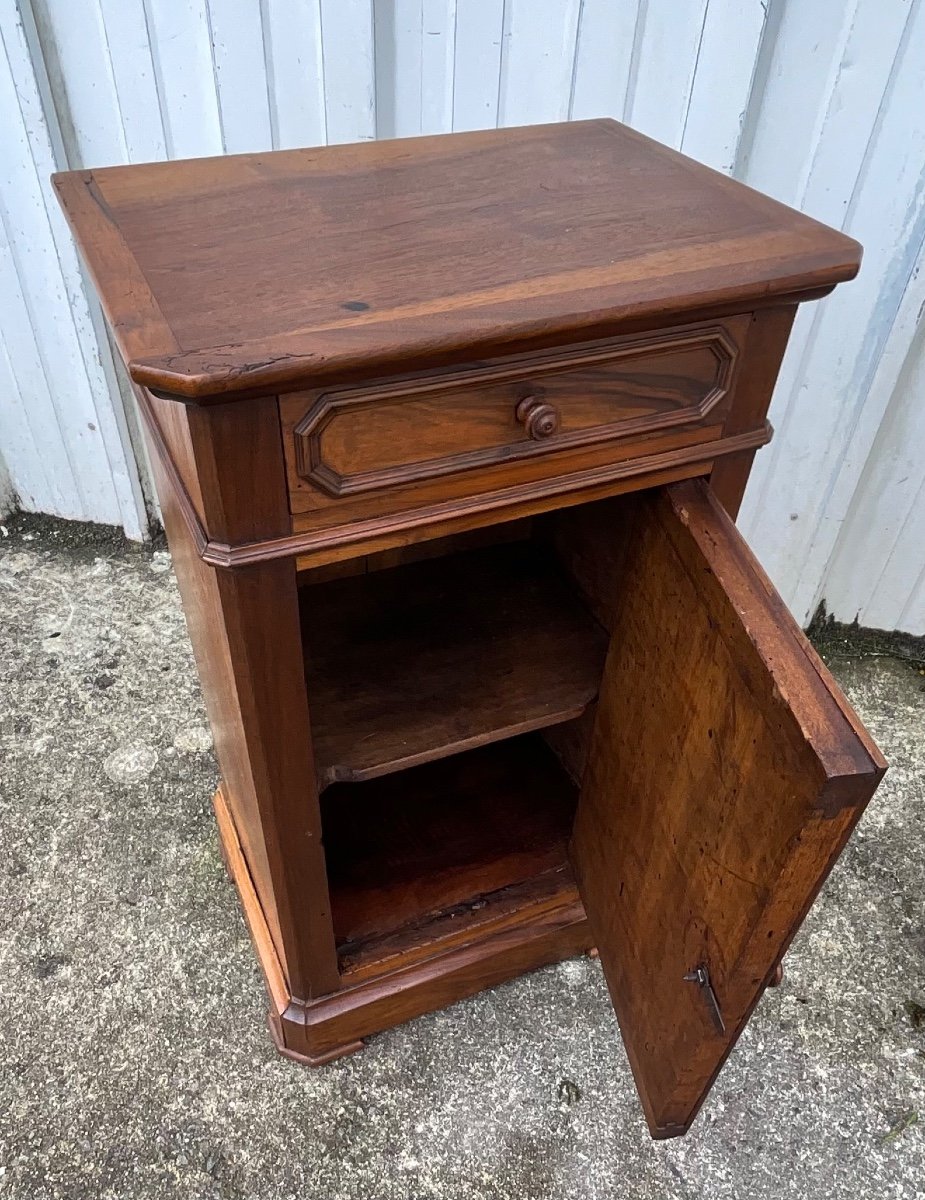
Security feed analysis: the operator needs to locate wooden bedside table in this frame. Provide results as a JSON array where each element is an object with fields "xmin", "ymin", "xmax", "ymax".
[{"xmin": 55, "ymin": 120, "xmax": 886, "ymax": 1139}]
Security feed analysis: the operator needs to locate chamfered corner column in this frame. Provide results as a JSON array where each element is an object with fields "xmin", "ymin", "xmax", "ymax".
[
  {"xmin": 708, "ymin": 305, "xmax": 797, "ymax": 519},
  {"xmin": 137, "ymin": 387, "xmax": 341, "ymax": 1005}
]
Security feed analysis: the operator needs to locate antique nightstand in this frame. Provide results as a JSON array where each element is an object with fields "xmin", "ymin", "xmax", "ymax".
[{"xmin": 55, "ymin": 120, "xmax": 885, "ymax": 1138}]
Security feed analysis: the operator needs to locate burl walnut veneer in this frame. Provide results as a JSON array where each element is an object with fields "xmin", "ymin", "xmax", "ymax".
[{"xmin": 55, "ymin": 120, "xmax": 885, "ymax": 1138}]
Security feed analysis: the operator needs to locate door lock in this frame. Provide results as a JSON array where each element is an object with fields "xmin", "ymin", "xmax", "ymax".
[{"xmin": 683, "ymin": 963, "xmax": 726, "ymax": 1034}]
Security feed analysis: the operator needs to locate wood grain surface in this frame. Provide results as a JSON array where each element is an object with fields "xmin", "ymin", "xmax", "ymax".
[
  {"xmin": 135, "ymin": 387, "xmax": 340, "ymax": 1002},
  {"xmin": 61, "ymin": 122, "xmax": 878, "ymax": 1137},
  {"xmin": 301, "ymin": 542, "xmax": 607, "ymax": 785},
  {"xmin": 53, "ymin": 120, "xmax": 860, "ymax": 401},
  {"xmin": 570, "ymin": 479, "xmax": 886, "ymax": 1138},
  {"xmin": 322, "ymin": 735, "xmax": 577, "ymax": 951},
  {"xmin": 289, "ymin": 321, "xmax": 741, "ymax": 498}
]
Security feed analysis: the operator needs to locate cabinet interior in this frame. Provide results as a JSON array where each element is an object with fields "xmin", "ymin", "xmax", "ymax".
[{"xmin": 297, "ymin": 491, "xmax": 639, "ymax": 978}]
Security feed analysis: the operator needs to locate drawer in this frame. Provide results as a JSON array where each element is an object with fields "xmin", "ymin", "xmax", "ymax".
[{"xmin": 280, "ymin": 316, "xmax": 754, "ymax": 533}]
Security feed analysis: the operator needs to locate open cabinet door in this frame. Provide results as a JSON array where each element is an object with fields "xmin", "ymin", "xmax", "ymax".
[{"xmin": 570, "ymin": 480, "xmax": 885, "ymax": 1138}]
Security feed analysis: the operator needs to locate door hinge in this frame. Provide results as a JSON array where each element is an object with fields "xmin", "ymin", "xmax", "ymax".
[{"xmin": 683, "ymin": 963, "xmax": 726, "ymax": 1034}]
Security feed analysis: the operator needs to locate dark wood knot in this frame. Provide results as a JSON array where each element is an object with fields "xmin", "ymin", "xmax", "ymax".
[{"xmin": 516, "ymin": 395, "xmax": 560, "ymax": 440}]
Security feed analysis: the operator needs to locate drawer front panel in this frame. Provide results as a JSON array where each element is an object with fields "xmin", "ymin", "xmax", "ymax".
[{"xmin": 281, "ymin": 316, "xmax": 751, "ymax": 529}]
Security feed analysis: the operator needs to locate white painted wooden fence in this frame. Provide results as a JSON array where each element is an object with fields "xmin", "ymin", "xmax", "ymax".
[{"xmin": 0, "ymin": 0, "xmax": 923, "ymax": 633}]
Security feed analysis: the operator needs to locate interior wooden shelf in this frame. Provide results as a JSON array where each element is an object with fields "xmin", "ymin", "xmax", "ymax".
[
  {"xmin": 321, "ymin": 734, "xmax": 579, "ymax": 970},
  {"xmin": 300, "ymin": 542, "xmax": 608, "ymax": 787}
]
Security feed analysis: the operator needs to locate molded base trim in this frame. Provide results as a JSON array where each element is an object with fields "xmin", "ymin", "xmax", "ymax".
[
  {"xmin": 266, "ymin": 1014, "xmax": 364, "ymax": 1066},
  {"xmin": 213, "ymin": 786, "xmax": 593, "ymax": 1064}
]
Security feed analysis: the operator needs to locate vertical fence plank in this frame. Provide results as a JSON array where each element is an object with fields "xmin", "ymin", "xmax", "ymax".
[
  {"xmin": 421, "ymin": 0, "xmax": 456, "ymax": 133},
  {"xmin": 624, "ymin": 0, "xmax": 708, "ymax": 147},
  {"xmin": 30, "ymin": 0, "xmax": 127, "ymax": 167},
  {"xmin": 207, "ymin": 0, "xmax": 273, "ymax": 153},
  {"xmin": 815, "ymin": 238, "xmax": 925, "ymax": 631},
  {"xmin": 1, "ymin": 0, "xmax": 147, "ymax": 534},
  {"xmin": 28, "ymin": 0, "xmax": 166, "ymax": 167},
  {"xmin": 854, "ymin": 351, "xmax": 925, "ymax": 633},
  {"xmin": 681, "ymin": 0, "xmax": 767, "ymax": 172},
  {"xmin": 143, "ymin": 0, "xmax": 224, "ymax": 157},
  {"xmin": 738, "ymin": 0, "xmax": 921, "ymax": 621},
  {"xmin": 375, "ymin": 0, "xmax": 420, "ymax": 139},
  {"xmin": 569, "ymin": 0, "xmax": 641, "ymax": 121},
  {"xmin": 0, "ymin": 225, "xmax": 74, "ymax": 515},
  {"xmin": 0, "ymin": 443, "xmax": 14, "ymax": 518},
  {"xmin": 264, "ymin": 0, "xmax": 327, "ymax": 149},
  {"xmin": 452, "ymin": 0, "xmax": 504, "ymax": 131},
  {"xmin": 321, "ymin": 0, "xmax": 376, "ymax": 142},
  {"xmin": 97, "ymin": 0, "xmax": 168, "ymax": 162},
  {"xmin": 738, "ymin": 0, "xmax": 859, "ymax": 208},
  {"xmin": 894, "ymin": 554, "xmax": 925, "ymax": 634},
  {"xmin": 498, "ymin": 0, "xmax": 582, "ymax": 127}
]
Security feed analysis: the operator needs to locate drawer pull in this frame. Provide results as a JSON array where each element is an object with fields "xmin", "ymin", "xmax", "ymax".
[{"xmin": 516, "ymin": 395, "xmax": 560, "ymax": 440}]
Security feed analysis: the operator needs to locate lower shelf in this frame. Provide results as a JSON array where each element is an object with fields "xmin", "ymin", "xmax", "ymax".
[
  {"xmin": 215, "ymin": 782, "xmax": 591, "ymax": 1069},
  {"xmin": 321, "ymin": 733, "xmax": 580, "ymax": 974}
]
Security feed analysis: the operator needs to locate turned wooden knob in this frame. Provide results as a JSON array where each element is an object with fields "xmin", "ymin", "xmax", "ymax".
[{"xmin": 516, "ymin": 395, "xmax": 560, "ymax": 440}]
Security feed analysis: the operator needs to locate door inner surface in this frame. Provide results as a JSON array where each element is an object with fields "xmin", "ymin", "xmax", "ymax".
[{"xmin": 570, "ymin": 479, "xmax": 885, "ymax": 1137}]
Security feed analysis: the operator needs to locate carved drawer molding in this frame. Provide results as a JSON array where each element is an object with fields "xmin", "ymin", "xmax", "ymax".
[{"xmin": 293, "ymin": 324, "xmax": 741, "ymax": 499}]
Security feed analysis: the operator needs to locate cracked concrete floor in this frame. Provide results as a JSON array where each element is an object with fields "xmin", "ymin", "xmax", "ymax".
[{"xmin": 0, "ymin": 514, "xmax": 923, "ymax": 1200}]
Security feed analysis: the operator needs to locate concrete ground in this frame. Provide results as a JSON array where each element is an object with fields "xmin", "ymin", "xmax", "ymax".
[{"xmin": 1, "ymin": 514, "xmax": 923, "ymax": 1200}]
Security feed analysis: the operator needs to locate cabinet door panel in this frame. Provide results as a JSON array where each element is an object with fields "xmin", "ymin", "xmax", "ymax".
[{"xmin": 570, "ymin": 480, "xmax": 885, "ymax": 1138}]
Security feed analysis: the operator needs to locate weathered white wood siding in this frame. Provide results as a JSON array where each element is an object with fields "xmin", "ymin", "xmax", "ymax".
[
  {"xmin": 735, "ymin": 0, "xmax": 925, "ymax": 634},
  {"xmin": 1, "ymin": 0, "xmax": 922, "ymax": 631},
  {"xmin": 0, "ymin": 0, "xmax": 148, "ymax": 536}
]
